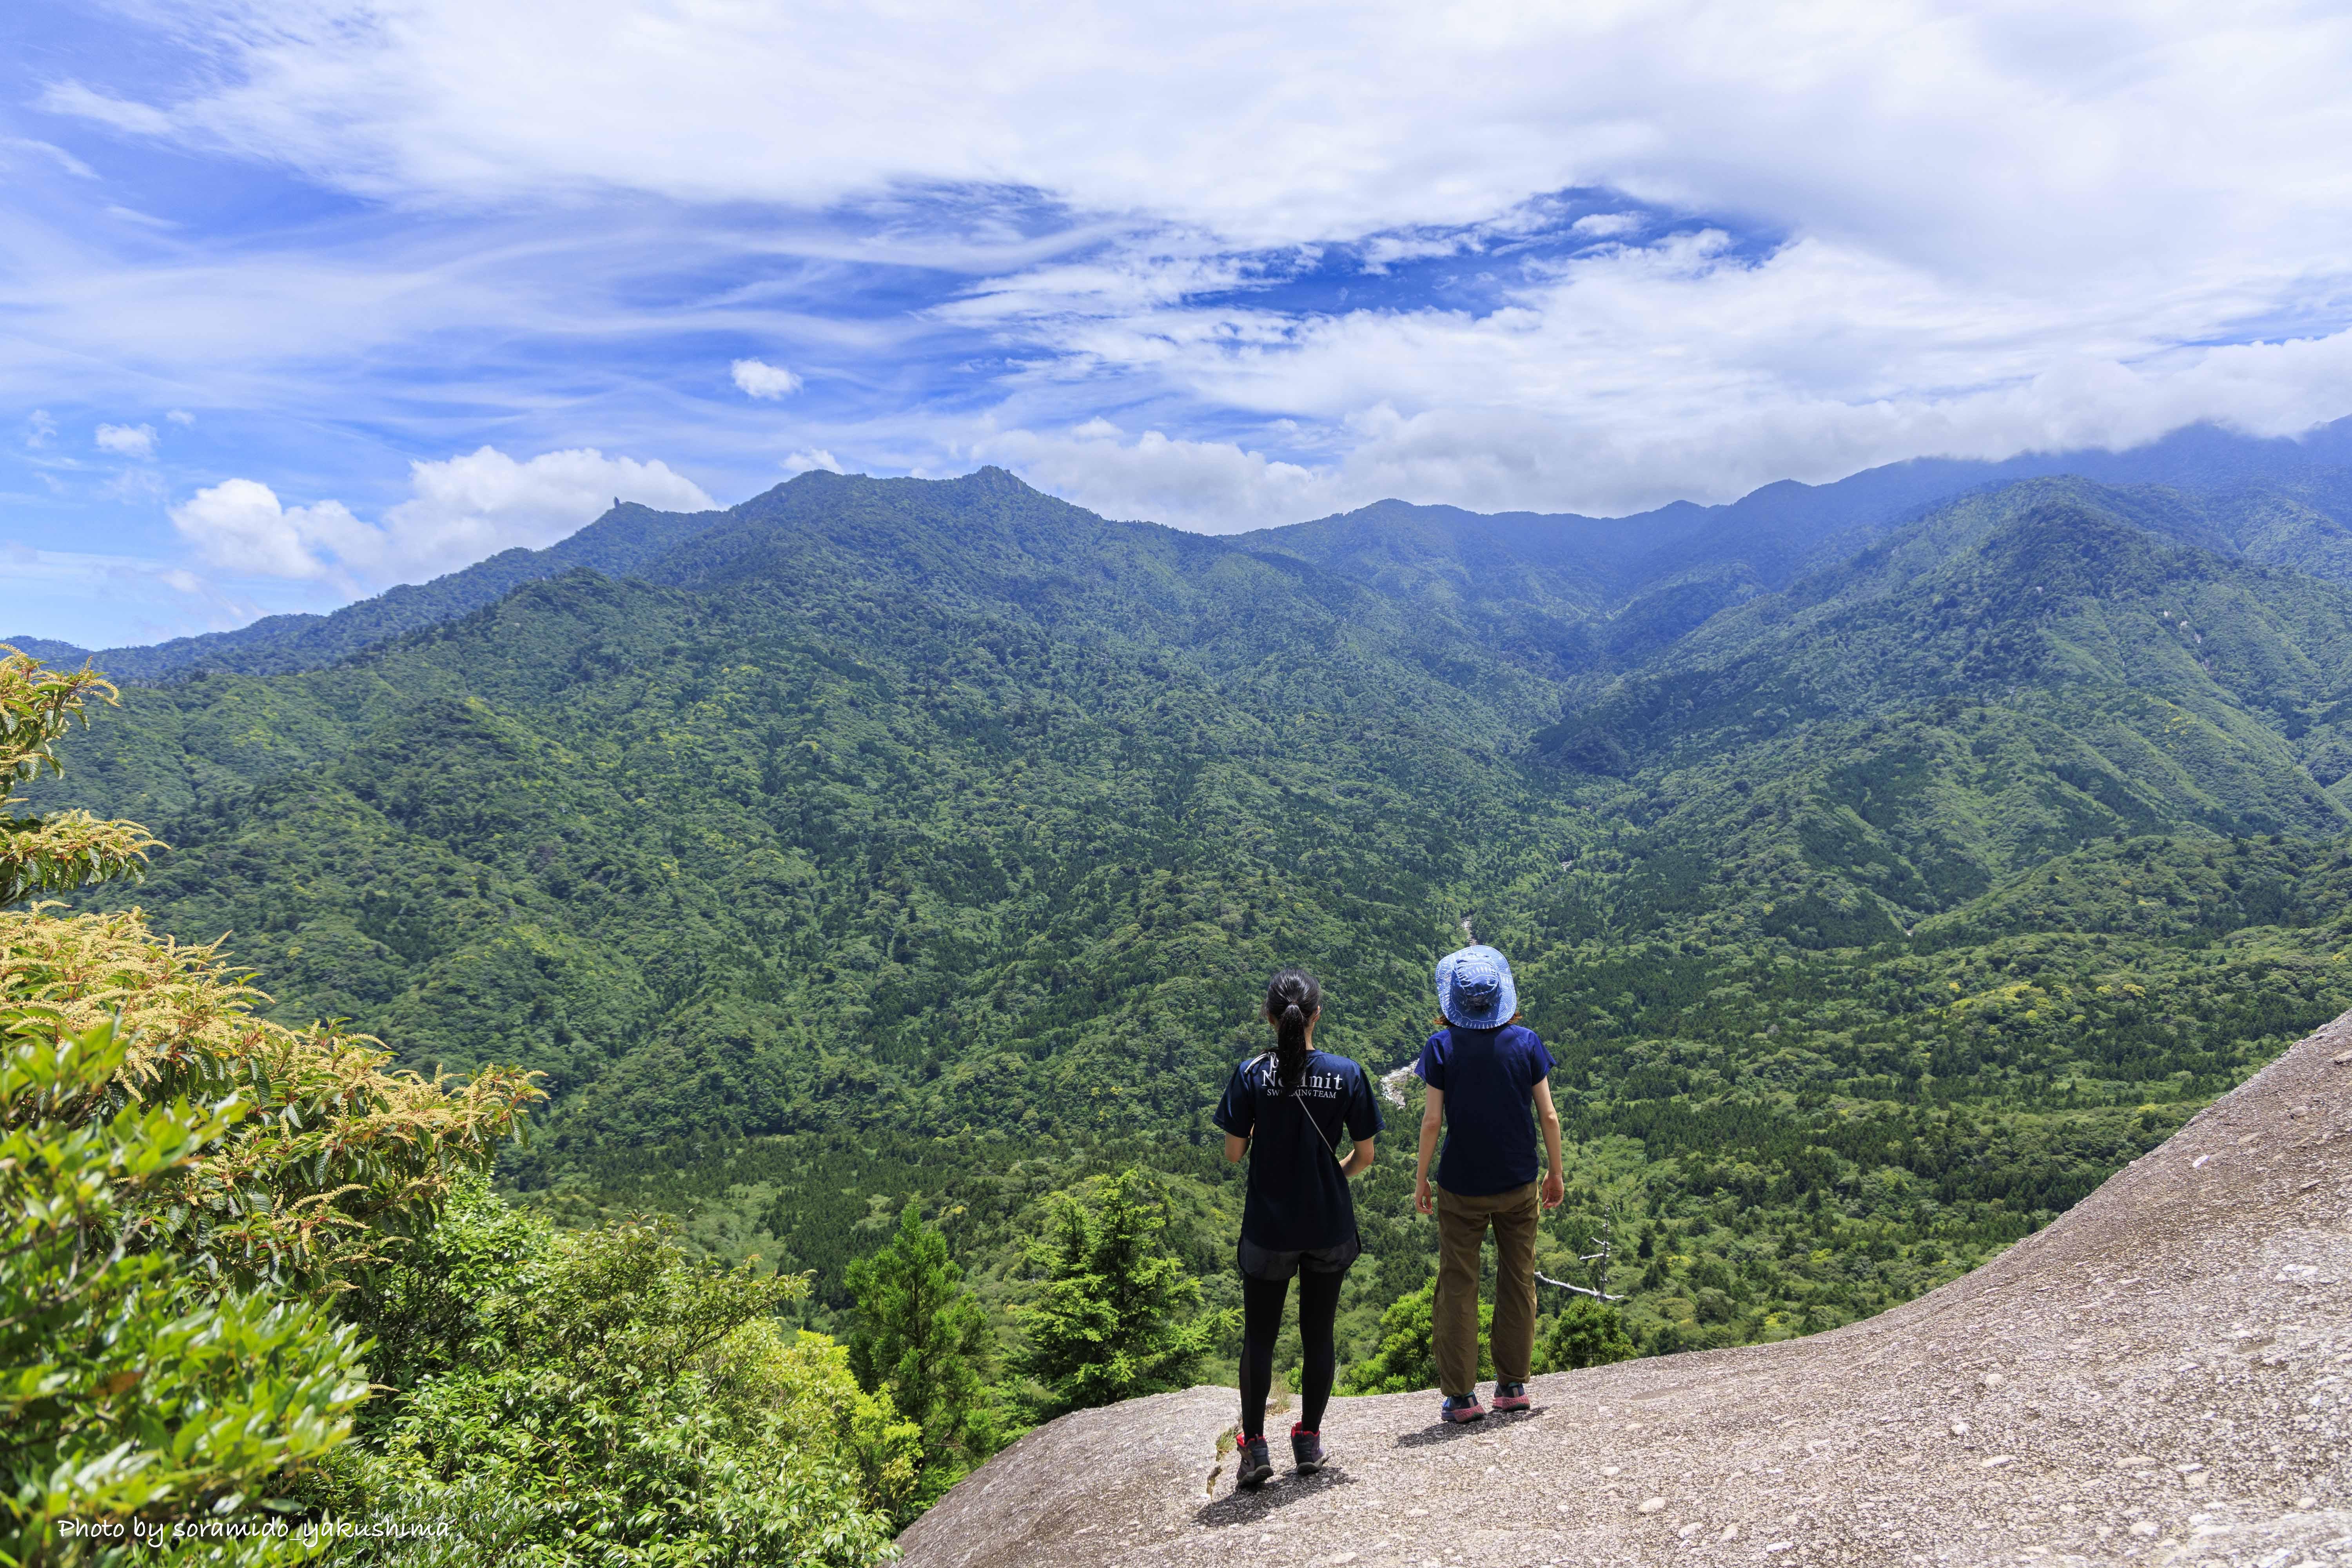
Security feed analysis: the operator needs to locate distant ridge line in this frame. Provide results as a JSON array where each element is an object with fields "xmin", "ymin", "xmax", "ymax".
[{"xmin": 16, "ymin": 414, "xmax": 2352, "ymax": 684}]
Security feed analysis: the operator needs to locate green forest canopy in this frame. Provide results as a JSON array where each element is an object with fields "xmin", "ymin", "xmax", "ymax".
[{"xmin": 21, "ymin": 462, "xmax": 2352, "ymax": 1369}]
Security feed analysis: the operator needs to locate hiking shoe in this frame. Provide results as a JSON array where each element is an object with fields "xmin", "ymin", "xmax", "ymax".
[
  {"xmin": 1490, "ymin": 1381, "xmax": 1532, "ymax": 1413},
  {"xmin": 1439, "ymin": 1393, "xmax": 1485, "ymax": 1424},
  {"xmin": 1234, "ymin": 1434, "xmax": 1273, "ymax": 1491},
  {"xmin": 1290, "ymin": 1422, "xmax": 1327, "ymax": 1475}
]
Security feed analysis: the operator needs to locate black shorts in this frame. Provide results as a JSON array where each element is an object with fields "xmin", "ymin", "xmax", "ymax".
[{"xmin": 1237, "ymin": 1231, "xmax": 1361, "ymax": 1283}]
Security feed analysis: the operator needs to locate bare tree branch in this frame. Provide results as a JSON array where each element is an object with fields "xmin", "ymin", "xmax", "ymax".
[{"xmin": 1535, "ymin": 1270, "xmax": 1626, "ymax": 1302}]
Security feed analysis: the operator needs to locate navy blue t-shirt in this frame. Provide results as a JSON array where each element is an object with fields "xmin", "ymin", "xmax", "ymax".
[
  {"xmin": 1419, "ymin": 1023, "xmax": 1555, "ymax": 1197},
  {"xmin": 1212, "ymin": 1050, "xmax": 1384, "ymax": 1252}
]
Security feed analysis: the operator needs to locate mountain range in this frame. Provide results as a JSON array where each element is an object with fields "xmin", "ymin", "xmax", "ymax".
[
  {"xmin": 18, "ymin": 417, "xmax": 2352, "ymax": 1359},
  {"xmin": 25, "ymin": 415, "xmax": 2352, "ymax": 687}
]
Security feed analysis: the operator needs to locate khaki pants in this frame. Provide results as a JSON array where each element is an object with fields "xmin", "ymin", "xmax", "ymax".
[{"xmin": 1433, "ymin": 1181, "xmax": 1540, "ymax": 1395}]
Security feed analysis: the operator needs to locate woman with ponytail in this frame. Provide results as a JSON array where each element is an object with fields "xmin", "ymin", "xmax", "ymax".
[{"xmin": 1210, "ymin": 967, "xmax": 1383, "ymax": 1491}]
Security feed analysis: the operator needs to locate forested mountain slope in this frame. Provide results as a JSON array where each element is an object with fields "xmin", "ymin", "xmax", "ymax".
[
  {"xmin": 30, "ymin": 471, "xmax": 1590, "ymax": 1154},
  {"xmin": 1251, "ymin": 466, "xmax": 2352, "ymax": 696},
  {"xmin": 1539, "ymin": 489, "xmax": 2352, "ymax": 952},
  {"xmin": 20, "ymin": 461, "xmax": 2352, "ymax": 1369}
]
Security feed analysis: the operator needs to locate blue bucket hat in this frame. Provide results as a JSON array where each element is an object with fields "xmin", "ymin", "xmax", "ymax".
[{"xmin": 1435, "ymin": 944, "xmax": 1517, "ymax": 1031}]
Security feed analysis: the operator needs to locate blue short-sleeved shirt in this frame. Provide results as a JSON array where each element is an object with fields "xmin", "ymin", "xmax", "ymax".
[
  {"xmin": 1418, "ymin": 1024, "xmax": 1555, "ymax": 1197},
  {"xmin": 1212, "ymin": 1050, "xmax": 1384, "ymax": 1252}
]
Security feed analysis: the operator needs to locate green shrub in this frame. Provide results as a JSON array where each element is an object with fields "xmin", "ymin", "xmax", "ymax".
[
  {"xmin": 323, "ymin": 1181, "xmax": 909, "ymax": 1566},
  {"xmin": 1534, "ymin": 1298, "xmax": 1638, "ymax": 1372},
  {"xmin": 1, "ymin": 1017, "xmax": 369, "ymax": 1566},
  {"xmin": 1339, "ymin": 1283, "xmax": 1491, "ymax": 1394}
]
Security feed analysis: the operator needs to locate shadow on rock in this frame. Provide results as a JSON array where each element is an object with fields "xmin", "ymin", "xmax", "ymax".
[
  {"xmin": 1393, "ymin": 1418, "xmax": 1520, "ymax": 1449},
  {"xmin": 1194, "ymin": 1468, "xmax": 1357, "ymax": 1527}
]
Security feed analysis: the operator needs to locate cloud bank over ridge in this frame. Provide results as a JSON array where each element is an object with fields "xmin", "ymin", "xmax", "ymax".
[{"xmin": 170, "ymin": 448, "xmax": 714, "ymax": 588}]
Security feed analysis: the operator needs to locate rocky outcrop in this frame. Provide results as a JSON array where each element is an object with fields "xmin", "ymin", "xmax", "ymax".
[{"xmin": 901, "ymin": 1012, "xmax": 2352, "ymax": 1566}]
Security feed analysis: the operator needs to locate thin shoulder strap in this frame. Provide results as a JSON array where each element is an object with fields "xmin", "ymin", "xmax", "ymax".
[{"xmin": 1291, "ymin": 1062, "xmax": 1342, "ymax": 1159}]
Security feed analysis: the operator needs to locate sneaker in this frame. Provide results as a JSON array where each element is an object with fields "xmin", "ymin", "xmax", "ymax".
[
  {"xmin": 1438, "ymin": 1393, "xmax": 1485, "ymax": 1424},
  {"xmin": 1290, "ymin": 1422, "xmax": 1327, "ymax": 1474},
  {"xmin": 1490, "ymin": 1381, "xmax": 1531, "ymax": 1413},
  {"xmin": 1234, "ymin": 1434, "xmax": 1273, "ymax": 1491}
]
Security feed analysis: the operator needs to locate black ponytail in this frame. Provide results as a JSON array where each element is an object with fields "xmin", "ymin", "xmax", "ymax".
[{"xmin": 1262, "ymin": 967, "xmax": 1322, "ymax": 1093}]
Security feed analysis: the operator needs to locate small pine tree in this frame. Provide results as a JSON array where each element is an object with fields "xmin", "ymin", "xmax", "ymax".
[
  {"xmin": 845, "ymin": 1199, "xmax": 1003, "ymax": 1506},
  {"xmin": 1534, "ymin": 1297, "xmax": 1637, "ymax": 1372},
  {"xmin": 1012, "ymin": 1168, "xmax": 1226, "ymax": 1416}
]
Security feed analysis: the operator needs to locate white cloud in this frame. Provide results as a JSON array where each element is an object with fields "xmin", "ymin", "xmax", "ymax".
[
  {"xmin": 24, "ymin": 411, "xmax": 56, "ymax": 450},
  {"xmin": 169, "ymin": 478, "xmax": 368, "ymax": 579},
  {"xmin": 6, "ymin": 138, "xmax": 98, "ymax": 179},
  {"xmin": 95, "ymin": 423, "xmax": 156, "ymax": 457},
  {"xmin": 970, "ymin": 290, "xmax": 2352, "ymax": 528},
  {"xmin": 1570, "ymin": 213, "xmax": 1642, "ymax": 239},
  {"xmin": 165, "ymin": 409, "xmax": 195, "ymax": 425},
  {"xmin": 19, "ymin": 0, "xmax": 2352, "ymax": 529},
  {"xmin": 169, "ymin": 447, "xmax": 715, "ymax": 586},
  {"xmin": 976, "ymin": 422, "xmax": 1335, "ymax": 532},
  {"xmin": 38, "ymin": 80, "xmax": 174, "ymax": 137},
  {"xmin": 65, "ymin": 2, "xmax": 2352, "ymax": 270},
  {"xmin": 961, "ymin": 214, "xmax": 2352, "ymax": 519},
  {"xmin": 381, "ymin": 445, "xmax": 715, "ymax": 571},
  {"xmin": 781, "ymin": 449, "xmax": 841, "ymax": 474},
  {"xmin": 731, "ymin": 359, "xmax": 802, "ymax": 399},
  {"xmin": 934, "ymin": 250, "xmax": 1261, "ymax": 328}
]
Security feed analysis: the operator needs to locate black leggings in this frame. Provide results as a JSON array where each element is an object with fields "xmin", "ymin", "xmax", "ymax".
[{"xmin": 1239, "ymin": 1268, "xmax": 1346, "ymax": 1439}]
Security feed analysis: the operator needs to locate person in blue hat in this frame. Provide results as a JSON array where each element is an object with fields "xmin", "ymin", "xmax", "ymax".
[{"xmin": 1412, "ymin": 944, "xmax": 1563, "ymax": 1423}]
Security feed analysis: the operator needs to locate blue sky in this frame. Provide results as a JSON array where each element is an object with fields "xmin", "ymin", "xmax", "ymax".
[{"xmin": 7, "ymin": 0, "xmax": 2352, "ymax": 648}]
